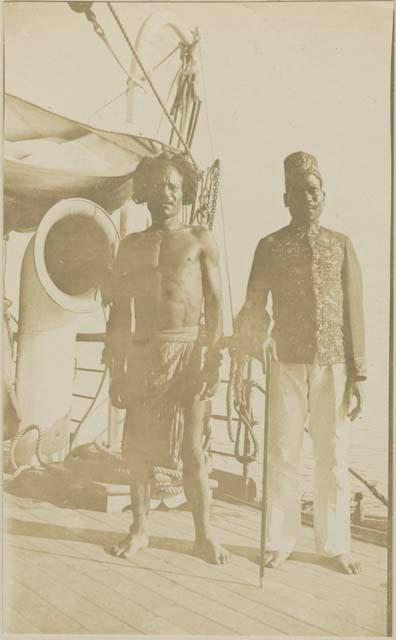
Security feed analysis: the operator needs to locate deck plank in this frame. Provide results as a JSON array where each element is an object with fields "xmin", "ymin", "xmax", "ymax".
[
  {"xmin": 10, "ymin": 530, "xmax": 278, "ymax": 637},
  {"xmin": 3, "ymin": 607, "xmax": 41, "ymax": 634},
  {"xmin": 4, "ymin": 493, "xmax": 388, "ymax": 637},
  {"xmin": 209, "ymin": 502, "xmax": 387, "ymax": 571},
  {"xmin": 6, "ymin": 578, "xmax": 86, "ymax": 634},
  {"xmin": 215, "ymin": 498, "xmax": 388, "ymax": 564},
  {"xmin": 6, "ymin": 504, "xmax": 211, "ymax": 636},
  {"xmin": 8, "ymin": 532, "xmax": 232, "ymax": 636},
  {"xmin": 10, "ymin": 545, "xmax": 190, "ymax": 636},
  {"xmin": 175, "ymin": 507, "xmax": 388, "ymax": 596},
  {"xmin": 74, "ymin": 503, "xmax": 386, "ymax": 636},
  {"xmin": 8, "ymin": 549, "xmax": 141, "ymax": 634},
  {"xmin": 6, "ymin": 508, "xmax": 244, "ymax": 635},
  {"xmin": 146, "ymin": 536, "xmax": 386, "ymax": 636},
  {"xmin": 128, "ymin": 513, "xmax": 385, "ymax": 636}
]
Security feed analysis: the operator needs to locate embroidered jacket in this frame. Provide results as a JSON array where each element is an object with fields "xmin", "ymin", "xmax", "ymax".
[{"xmin": 236, "ymin": 222, "xmax": 367, "ymax": 380}]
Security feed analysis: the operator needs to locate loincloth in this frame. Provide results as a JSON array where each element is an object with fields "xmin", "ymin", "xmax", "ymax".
[{"xmin": 122, "ymin": 326, "xmax": 202, "ymax": 483}]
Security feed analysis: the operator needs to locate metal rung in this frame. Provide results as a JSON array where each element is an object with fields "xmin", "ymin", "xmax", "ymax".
[
  {"xmin": 71, "ymin": 418, "xmax": 80, "ymax": 424},
  {"xmin": 76, "ymin": 333, "xmax": 106, "ymax": 343},
  {"xmin": 73, "ymin": 393, "xmax": 96, "ymax": 400},
  {"xmin": 211, "ymin": 414, "xmax": 238, "ymax": 422},
  {"xmin": 209, "ymin": 449, "xmax": 235, "ymax": 458},
  {"xmin": 76, "ymin": 367, "xmax": 105, "ymax": 374}
]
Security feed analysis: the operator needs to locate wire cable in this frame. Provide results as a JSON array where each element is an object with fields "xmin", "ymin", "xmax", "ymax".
[{"xmin": 106, "ymin": 2, "xmax": 197, "ymax": 168}]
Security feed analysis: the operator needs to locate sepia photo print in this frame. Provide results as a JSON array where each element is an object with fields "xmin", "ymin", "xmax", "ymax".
[{"xmin": 2, "ymin": 0, "xmax": 394, "ymax": 636}]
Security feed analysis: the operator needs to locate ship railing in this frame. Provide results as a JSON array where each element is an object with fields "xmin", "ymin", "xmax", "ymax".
[{"xmin": 71, "ymin": 332, "xmax": 388, "ymax": 520}]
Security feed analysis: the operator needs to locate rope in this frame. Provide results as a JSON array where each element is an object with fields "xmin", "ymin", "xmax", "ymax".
[
  {"xmin": 233, "ymin": 402, "xmax": 259, "ymax": 465},
  {"xmin": 152, "ymin": 44, "xmax": 180, "ymax": 72},
  {"xmin": 93, "ymin": 88, "xmax": 128, "ymax": 115},
  {"xmin": 226, "ymin": 357, "xmax": 237, "ymax": 442},
  {"xmin": 70, "ymin": 4, "xmax": 130, "ymax": 77},
  {"xmin": 348, "ymin": 467, "xmax": 388, "ymax": 507},
  {"xmin": 155, "ymin": 66, "xmax": 184, "ymax": 137},
  {"xmin": 90, "ymin": 441, "xmax": 184, "ymax": 495},
  {"xmin": 94, "ymin": 46, "xmax": 182, "ymax": 117},
  {"xmin": 106, "ymin": 2, "xmax": 198, "ymax": 168},
  {"xmin": 5, "ymin": 424, "xmax": 46, "ymax": 486}
]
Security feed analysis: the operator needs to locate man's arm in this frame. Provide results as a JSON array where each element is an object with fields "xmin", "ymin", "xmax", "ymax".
[
  {"xmin": 105, "ymin": 239, "xmax": 133, "ymax": 405},
  {"xmin": 234, "ymin": 237, "xmax": 272, "ymax": 360},
  {"xmin": 342, "ymin": 236, "xmax": 366, "ymax": 421},
  {"xmin": 198, "ymin": 228, "xmax": 223, "ymax": 400},
  {"xmin": 199, "ymin": 228, "xmax": 223, "ymax": 350},
  {"xmin": 342, "ymin": 237, "xmax": 367, "ymax": 381}
]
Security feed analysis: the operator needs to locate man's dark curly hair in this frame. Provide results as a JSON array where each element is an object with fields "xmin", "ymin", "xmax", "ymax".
[{"xmin": 132, "ymin": 151, "xmax": 199, "ymax": 206}]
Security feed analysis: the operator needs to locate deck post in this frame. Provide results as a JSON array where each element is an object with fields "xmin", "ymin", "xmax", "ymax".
[
  {"xmin": 242, "ymin": 358, "xmax": 253, "ymax": 497},
  {"xmin": 259, "ymin": 355, "xmax": 271, "ymax": 587}
]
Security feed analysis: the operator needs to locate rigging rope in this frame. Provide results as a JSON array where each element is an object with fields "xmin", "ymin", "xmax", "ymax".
[
  {"xmin": 94, "ymin": 46, "xmax": 181, "ymax": 117},
  {"xmin": 93, "ymin": 88, "xmax": 128, "ymax": 115},
  {"xmin": 155, "ymin": 65, "xmax": 184, "ymax": 137},
  {"xmin": 93, "ymin": 45, "xmax": 181, "ymax": 117},
  {"xmin": 106, "ymin": 2, "xmax": 198, "ymax": 169},
  {"xmin": 152, "ymin": 44, "xmax": 180, "ymax": 72},
  {"xmin": 68, "ymin": 3, "xmax": 130, "ymax": 77}
]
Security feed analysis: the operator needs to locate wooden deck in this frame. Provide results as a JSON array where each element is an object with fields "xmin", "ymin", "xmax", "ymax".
[{"xmin": 4, "ymin": 492, "xmax": 388, "ymax": 636}]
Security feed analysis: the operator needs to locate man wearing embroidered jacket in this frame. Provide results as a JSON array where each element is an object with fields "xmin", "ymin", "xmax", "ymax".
[{"xmin": 235, "ymin": 151, "xmax": 366, "ymax": 574}]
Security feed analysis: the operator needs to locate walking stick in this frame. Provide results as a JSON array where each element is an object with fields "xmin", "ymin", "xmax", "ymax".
[{"xmin": 259, "ymin": 350, "xmax": 271, "ymax": 588}]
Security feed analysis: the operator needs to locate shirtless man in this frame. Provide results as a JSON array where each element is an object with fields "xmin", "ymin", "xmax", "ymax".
[{"xmin": 106, "ymin": 151, "xmax": 229, "ymax": 564}]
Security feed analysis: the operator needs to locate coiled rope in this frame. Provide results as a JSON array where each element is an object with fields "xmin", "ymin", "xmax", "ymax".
[{"xmin": 4, "ymin": 424, "xmax": 46, "ymax": 486}]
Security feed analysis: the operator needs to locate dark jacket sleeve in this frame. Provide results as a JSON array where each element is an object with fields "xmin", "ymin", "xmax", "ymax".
[
  {"xmin": 234, "ymin": 237, "xmax": 272, "ymax": 358},
  {"xmin": 342, "ymin": 236, "xmax": 367, "ymax": 380}
]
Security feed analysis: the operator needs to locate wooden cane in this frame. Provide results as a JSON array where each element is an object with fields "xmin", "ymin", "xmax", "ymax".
[{"xmin": 259, "ymin": 351, "xmax": 271, "ymax": 588}]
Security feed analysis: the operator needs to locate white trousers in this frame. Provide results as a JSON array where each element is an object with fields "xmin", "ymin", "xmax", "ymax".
[{"xmin": 266, "ymin": 361, "xmax": 351, "ymax": 557}]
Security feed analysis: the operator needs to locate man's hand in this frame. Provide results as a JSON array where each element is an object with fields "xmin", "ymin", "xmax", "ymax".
[
  {"xmin": 109, "ymin": 371, "xmax": 128, "ymax": 409},
  {"xmin": 233, "ymin": 356, "xmax": 247, "ymax": 408},
  {"xmin": 260, "ymin": 336, "xmax": 278, "ymax": 373},
  {"xmin": 345, "ymin": 380, "xmax": 364, "ymax": 421},
  {"xmin": 199, "ymin": 365, "xmax": 220, "ymax": 401}
]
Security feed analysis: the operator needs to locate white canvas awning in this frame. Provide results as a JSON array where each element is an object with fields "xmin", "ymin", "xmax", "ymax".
[{"xmin": 4, "ymin": 94, "xmax": 176, "ymax": 232}]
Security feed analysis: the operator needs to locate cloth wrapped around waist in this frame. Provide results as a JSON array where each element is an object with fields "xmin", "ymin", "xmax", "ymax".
[{"xmin": 122, "ymin": 326, "xmax": 202, "ymax": 478}]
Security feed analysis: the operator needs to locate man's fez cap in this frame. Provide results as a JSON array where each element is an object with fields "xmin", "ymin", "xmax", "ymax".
[{"xmin": 284, "ymin": 151, "xmax": 322, "ymax": 185}]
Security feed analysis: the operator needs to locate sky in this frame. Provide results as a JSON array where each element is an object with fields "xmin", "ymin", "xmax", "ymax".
[{"xmin": 4, "ymin": 0, "xmax": 394, "ymax": 431}]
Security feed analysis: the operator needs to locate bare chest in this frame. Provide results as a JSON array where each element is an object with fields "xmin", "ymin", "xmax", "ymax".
[{"xmin": 128, "ymin": 231, "xmax": 201, "ymax": 283}]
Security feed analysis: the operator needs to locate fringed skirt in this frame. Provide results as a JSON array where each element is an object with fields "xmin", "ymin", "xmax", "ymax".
[{"xmin": 122, "ymin": 326, "xmax": 201, "ymax": 483}]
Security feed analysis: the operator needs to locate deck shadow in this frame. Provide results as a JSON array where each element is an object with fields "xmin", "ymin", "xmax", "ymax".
[
  {"xmin": 8, "ymin": 517, "xmax": 193, "ymax": 557},
  {"xmin": 7, "ymin": 517, "xmax": 325, "ymax": 574},
  {"xmin": 224, "ymin": 544, "xmax": 323, "ymax": 569},
  {"xmin": 7, "ymin": 516, "xmax": 123, "ymax": 546},
  {"xmin": 289, "ymin": 550, "xmax": 323, "ymax": 565}
]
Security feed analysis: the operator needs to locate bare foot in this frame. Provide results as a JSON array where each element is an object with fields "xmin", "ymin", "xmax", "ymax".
[
  {"xmin": 111, "ymin": 531, "xmax": 149, "ymax": 559},
  {"xmin": 264, "ymin": 551, "xmax": 291, "ymax": 568},
  {"xmin": 331, "ymin": 554, "xmax": 362, "ymax": 575},
  {"xmin": 193, "ymin": 537, "xmax": 231, "ymax": 565}
]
